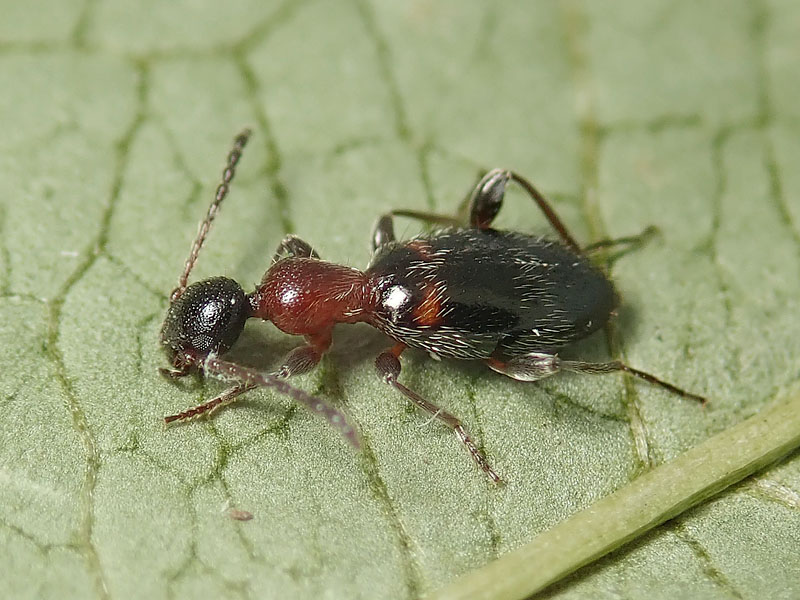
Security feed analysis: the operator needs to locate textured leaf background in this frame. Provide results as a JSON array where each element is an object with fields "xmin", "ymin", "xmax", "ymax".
[{"xmin": 1, "ymin": 1, "xmax": 799, "ymax": 598}]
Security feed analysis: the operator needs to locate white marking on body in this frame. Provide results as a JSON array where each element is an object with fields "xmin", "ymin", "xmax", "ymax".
[{"xmin": 384, "ymin": 285, "xmax": 411, "ymax": 310}]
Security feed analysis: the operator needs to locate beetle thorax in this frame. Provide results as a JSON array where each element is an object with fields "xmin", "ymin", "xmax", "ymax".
[{"xmin": 249, "ymin": 258, "xmax": 369, "ymax": 335}]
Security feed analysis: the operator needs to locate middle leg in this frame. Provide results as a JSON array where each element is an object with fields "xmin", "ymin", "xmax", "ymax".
[
  {"xmin": 375, "ymin": 344, "xmax": 503, "ymax": 483},
  {"xmin": 371, "ymin": 211, "xmax": 463, "ymax": 252}
]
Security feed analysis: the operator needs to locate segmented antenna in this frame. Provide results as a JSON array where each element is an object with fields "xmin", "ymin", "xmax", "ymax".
[
  {"xmin": 203, "ymin": 356, "xmax": 361, "ymax": 448},
  {"xmin": 171, "ymin": 128, "xmax": 253, "ymax": 302}
]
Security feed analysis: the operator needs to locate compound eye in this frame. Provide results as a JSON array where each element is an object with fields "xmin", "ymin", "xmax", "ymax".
[{"xmin": 161, "ymin": 277, "xmax": 249, "ymax": 364}]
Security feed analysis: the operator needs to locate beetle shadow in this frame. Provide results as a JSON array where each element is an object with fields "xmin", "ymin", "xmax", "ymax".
[
  {"xmin": 562, "ymin": 299, "xmax": 643, "ymax": 362},
  {"xmin": 611, "ymin": 299, "xmax": 643, "ymax": 351}
]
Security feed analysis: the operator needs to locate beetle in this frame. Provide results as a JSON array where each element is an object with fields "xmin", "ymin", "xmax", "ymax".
[{"xmin": 160, "ymin": 129, "xmax": 705, "ymax": 483}]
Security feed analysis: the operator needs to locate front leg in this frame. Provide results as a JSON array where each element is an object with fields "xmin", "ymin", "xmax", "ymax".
[
  {"xmin": 164, "ymin": 382, "xmax": 254, "ymax": 424},
  {"xmin": 272, "ymin": 234, "xmax": 320, "ymax": 263},
  {"xmin": 274, "ymin": 329, "xmax": 331, "ymax": 375},
  {"xmin": 163, "ymin": 332, "xmax": 332, "ymax": 424}
]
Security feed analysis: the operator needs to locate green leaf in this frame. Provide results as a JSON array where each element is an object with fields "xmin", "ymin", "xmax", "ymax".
[
  {"xmin": 436, "ymin": 391, "xmax": 800, "ymax": 600},
  {"xmin": 1, "ymin": 1, "xmax": 799, "ymax": 599}
]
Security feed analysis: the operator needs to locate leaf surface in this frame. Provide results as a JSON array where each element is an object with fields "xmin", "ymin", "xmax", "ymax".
[{"xmin": 1, "ymin": 1, "xmax": 799, "ymax": 598}]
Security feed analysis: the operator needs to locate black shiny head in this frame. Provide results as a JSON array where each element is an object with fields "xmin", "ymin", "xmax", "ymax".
[{"xmin": 161, "ymin": 277, "xmax": 249, "ymax": 373}]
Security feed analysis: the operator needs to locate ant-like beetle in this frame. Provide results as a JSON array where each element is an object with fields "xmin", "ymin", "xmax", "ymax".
[{"xmin": 160, "ymin": 129, "xmax": 705, "ymax": 483}]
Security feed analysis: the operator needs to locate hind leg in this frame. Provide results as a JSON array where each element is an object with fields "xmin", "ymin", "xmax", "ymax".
[
  {"xmin": 467, "ymin": 169, "xmax": 582, "ymax": 252},
  {"xmin": 487, "ymin": 353, "xmax": 705, "ymax": 404}
]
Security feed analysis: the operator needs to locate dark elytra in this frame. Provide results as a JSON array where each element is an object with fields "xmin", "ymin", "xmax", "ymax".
[
  {"xmin": 366, "ymin": 228, "xmax": 617, "ymax": 361},
  {"xmin": 159, "ymin": 130, "xmax": 705, "ymax": 483}
]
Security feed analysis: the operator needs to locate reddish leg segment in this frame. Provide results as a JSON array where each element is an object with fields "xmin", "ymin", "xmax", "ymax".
[{"xmin": 375, "ymin": 344, "xmax": 502, "ymax": 484}]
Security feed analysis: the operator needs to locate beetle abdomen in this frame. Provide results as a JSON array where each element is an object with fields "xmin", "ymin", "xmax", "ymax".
[{"xmin": 366, "ymin": 228, "xmax": 617, "ymax": 359}]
